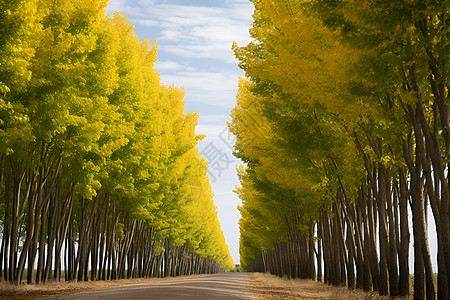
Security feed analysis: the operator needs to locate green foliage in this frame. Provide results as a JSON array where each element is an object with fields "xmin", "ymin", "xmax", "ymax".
[
  {"xmin": 0, "ymin": 0, "xmax": 233, "ymax": 274},
  {"xmin": 231, "ymin": 0, "xmax": 449, "ymax": 275},
  {"xmin": 364, "ymin": 292, "xmax": 375, "ymax": 300}
]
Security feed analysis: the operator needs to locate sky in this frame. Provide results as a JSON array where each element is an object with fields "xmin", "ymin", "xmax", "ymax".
[{"xmin": 105, "ymin": 0, "xmax": 255, "ymax": 264}]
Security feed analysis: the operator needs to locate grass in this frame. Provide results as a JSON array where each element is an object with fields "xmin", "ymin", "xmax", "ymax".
[
  {"xmin": 248, "ymin": 273, "xmax": 403, "ymax": 300},
  {"xmin": 364, "ymin": 291, "xmax": 375, "ymax": 300}
]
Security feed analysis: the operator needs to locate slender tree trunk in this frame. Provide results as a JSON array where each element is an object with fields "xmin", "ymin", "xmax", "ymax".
[
  {"xmin": 15, "ymin": 171, "xmax": 36, "ymax": 284},
  {"xmin": 36, "ymin": 200, "xmax": 49, "ymax": 283},
  {"xmin": 376, "ymin": 165, "xmax": 389, "ymax": 296},
  {"xmin": 398, "ymin": 168, "xmax": 410, "ymax": 296},
  {"xmin": 384, "ymin": 171, "xmax": 399, "ymax": 296}
]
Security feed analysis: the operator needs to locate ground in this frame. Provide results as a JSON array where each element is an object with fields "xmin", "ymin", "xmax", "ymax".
[
  {"xmin": 0, "ymin": 273, "xmax": 412, "ymax": 299},
  {"xmin": 247, "ymin": 273, "xmax": 408, "ymax": 300},
  {"xmin": 0, "ymin": 275, "xmax": 206, "ymax": 300}
]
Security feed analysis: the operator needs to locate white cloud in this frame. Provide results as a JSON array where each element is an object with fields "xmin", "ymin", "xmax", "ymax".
[
  {"xmin": 107, "ymin": 0, "xmax": 253, "ymax": 63},
  {"xmin": 136, "ymin": 19, "xmax": 159, "ymax": 27},
  {"xmin": 162, "ymin": 71, "xmax": 234, "ymax": 92},
  {"xmin": 137, "ymin": 0, "xmax": 156, "ymax": 6},
  {"xmin": 196, "ymin": 123, "xmax": 227, "ymax": 139},
  {"xmin": 154, "ymin": 61, "xmax": 183, "ymax": 71},
  {"xmin": 154, "ymin": 61, "xmax": 196, "ymax": 72},
  {"xmin": 199, "ymin": 114, "xmax": 231, "ymax": 124},
  {"xmin": 105, "ymin": 0, "xmax": 142, "ymax": 16},
  {"xmin": 159, "ymin": 70, "xmax": 241, "ymax": 108}
]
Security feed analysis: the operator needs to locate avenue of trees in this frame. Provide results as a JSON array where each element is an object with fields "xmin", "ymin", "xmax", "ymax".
[
  {"xmin": 0, "ymin": 0, "xmax": 234, "ymax": 284},
  {"xmin": 231, "ymin": 0, "xmax": 448, "ymax": 299}
]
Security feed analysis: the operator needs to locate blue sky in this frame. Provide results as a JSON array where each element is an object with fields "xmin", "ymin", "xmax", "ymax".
[{"xmin": 105, "ymin": 0, "xmax": 254, "ymax": 264}]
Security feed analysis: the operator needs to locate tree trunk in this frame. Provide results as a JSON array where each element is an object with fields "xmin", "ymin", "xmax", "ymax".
[{"xmin": 398, "ymin": 168, "xmax": 410, "ymax": 296}]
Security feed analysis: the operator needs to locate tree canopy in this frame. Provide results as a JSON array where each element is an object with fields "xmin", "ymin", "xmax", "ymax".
[
  {"xmin": 232, "ymin": 0, "xmax": 448, "ymax": 298},
  {"xmin": 0, "ymin": 0, "xmax": 234, "ymax": 284}
]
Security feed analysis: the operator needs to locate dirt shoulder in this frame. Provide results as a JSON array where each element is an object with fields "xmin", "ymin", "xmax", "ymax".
[
  {"xmin": 0, "ymin": 275, "xmax": 207, "ymax": 300},
  {"xmin": 247, "ymin": 273, "xmax": 408, "ymax": 299}
]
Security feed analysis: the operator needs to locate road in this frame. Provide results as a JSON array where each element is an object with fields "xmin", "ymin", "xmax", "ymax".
[{"xmin": 46, "ymin": 273, "xmax": 252, "ymax": 300}]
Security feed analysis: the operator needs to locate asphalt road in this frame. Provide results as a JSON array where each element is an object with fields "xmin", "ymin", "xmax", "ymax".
[{"xmin": 46, "ymin": 273, "xmax": 252, "ymax": 300}]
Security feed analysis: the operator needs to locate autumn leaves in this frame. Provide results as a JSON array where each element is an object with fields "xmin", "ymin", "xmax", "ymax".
[
  {"xmin": 0, "ymin": 0, "xmax": 233, "ymax": 284},
  {"xmin": 232, "ymin": 0, "xmax": 448, "ymax": 299}
]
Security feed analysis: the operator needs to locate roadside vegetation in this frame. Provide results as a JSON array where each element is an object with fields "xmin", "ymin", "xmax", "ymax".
[{"xmin": 248, "ymin": 273, "xmax": 397, "ymax": 300}]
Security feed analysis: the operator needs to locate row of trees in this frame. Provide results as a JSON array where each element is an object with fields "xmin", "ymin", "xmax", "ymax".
[
  {"xmin": 231, "ymin": 0, "xmax": 448, "ymax": 299},
  {"xmin": 0, "ymin": 0, "xmax": 234, "ymax": 284}
]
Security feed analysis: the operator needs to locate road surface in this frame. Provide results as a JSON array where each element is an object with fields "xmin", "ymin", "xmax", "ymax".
[{"xmin": 46, "ymin": 273, "xmax": 252, "ymax": 300}]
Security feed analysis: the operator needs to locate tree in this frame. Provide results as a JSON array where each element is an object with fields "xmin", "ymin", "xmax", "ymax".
[
  {"xmin": 232, "ymin": 0, "xmax": 448, "ymax": 298},
  {"xmin": 0, "ymin": 0, "xmax": 233, "ymax": 284}
]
